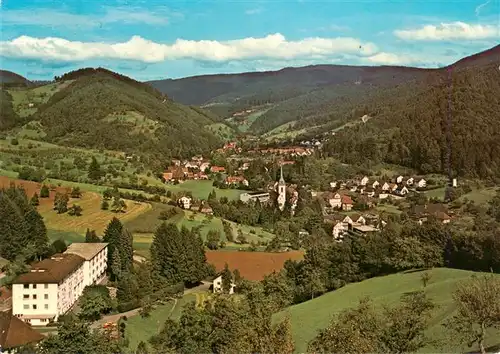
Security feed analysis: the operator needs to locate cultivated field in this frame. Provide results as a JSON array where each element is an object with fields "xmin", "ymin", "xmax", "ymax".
[
  {"xmin": 206, "ymin": 250, "xmax": 304, "ymax": 281},
  {"xmin": 275, "ymin": 268, "xmax": 500, "ymax": 353},
  {"xmin": 38, "ymin": 191, "xmax": 151, "ymax": 235},
  {"xmin": 0, "ymin": 176, "xmax": 151, "ymax": 235}
]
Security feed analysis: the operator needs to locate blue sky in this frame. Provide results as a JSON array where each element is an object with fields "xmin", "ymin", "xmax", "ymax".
[{"xmin": 1, "ymin": 0, "xmax": 499, "ymax": 80}]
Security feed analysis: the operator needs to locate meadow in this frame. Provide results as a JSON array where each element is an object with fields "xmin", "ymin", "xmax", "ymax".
[
  {"xmin": 164, "ymin": 180, "xmax": 244, "ymax": 201},
  {"xmin": 275, "ymin": 268, "xmax": 500, "ymax": 353},
  {"xmin": 125, "ymin": 294, "xmax": 196, "ymax": 352}
]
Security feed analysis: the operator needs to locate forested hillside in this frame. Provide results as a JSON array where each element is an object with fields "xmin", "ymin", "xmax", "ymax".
[
  {"xmin": 0, "ymin": 90, "xmax": 19, "ymax": 130},
  {"xmin": 322, "ymin": 62, "xmax": 500, "ymax": 178},
  {"xmin": 0, "ymin": 70, "xmax": 31, "ymax": 85},
  {"xmin": 18, "ymin": 68, "xmax": 222, "ymax": 158},
  {"xmin": 148, "ymin": 45, "xmax": 499, "ymax": 134}
]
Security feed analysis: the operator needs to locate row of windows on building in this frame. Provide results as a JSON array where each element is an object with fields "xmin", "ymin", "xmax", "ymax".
[
  {"xmin": 23, "ymin": 294, "xmax": 49, "ymax": 300},
  {"xmin": 23, "ymin": 304, "xmax": 50, "ymax": 310},
  {"xmin": 23, "ymin": 284, "xmax": 50, "ymax": 289}
]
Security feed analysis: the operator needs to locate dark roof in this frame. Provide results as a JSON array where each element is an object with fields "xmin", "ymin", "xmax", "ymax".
[
  {"xmin": 14, "ymin": 253, "xmax": 85, "ymax": 284},
  {"xmin": 0, "ymin": 310, "xmax": 44, "ymax": 349}
]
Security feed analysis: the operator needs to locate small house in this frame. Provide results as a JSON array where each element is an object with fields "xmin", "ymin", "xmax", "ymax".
[
  {"xmin": 341, "ymin": 195, "xmax": 353, "ymax": 211},
  {"xmin": 416, "ymin": 179, "xmax": 427, "ymax": 188},
  {"xmin": 381, "ymin": 182, "xmax": 391, "ymax": 191},
  {"xmin": 360, "ymin": 176, "xmax": 369, "ymax": 186},
  {"xmin": 326, "ymin": 192, "xmax": 342, "ymax": 209},
  {"xmin": 396, "ymin": 175, "xmax": 404, "ymax": 184},
  {"xmin": 178, "ymin": 196, "xmax": 192, "ymax": 210},
  {"xmin": 213, "ymin": 275, "xmax": 236, "ymax": 294},
  {"xmin": 406, "ymin": 177, "xmax": 414, "ymax": 186}
]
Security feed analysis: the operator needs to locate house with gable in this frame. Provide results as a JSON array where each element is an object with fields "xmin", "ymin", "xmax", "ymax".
[
  {"xmin": 394, "ymin": 186, "xmax": 409, "ymax": 196},
  {"xmin": 372, "ymin": 181, "xmax": 380, "ymax": 189},
  {"xmin": 360, "ymin": 176, "xmax": 369, "ymax": 186},
  {"xmin": 416, "ymin": 178, "xmax": 427, "ymax": 188},
  {"xmin": 341, "ymin": 195, "xmax": 353, "ymax": 211},
  {"xmin": 396, "ymin": 175, "xmax": 404, "ymax": 184},
  {"xmin": 326, "ymin": 192, "xmax": 342, "ymax": 209},
  {"xmin": 178, "ymin": 196, "xmax": 192, "ymax": 210},
  {"xmin": 381, "ymin": 182, "xmax": 391, "ymax": 191},
  {"xmin": 406, "ymin": 177, "xmax": 414, "ymax": 186}
]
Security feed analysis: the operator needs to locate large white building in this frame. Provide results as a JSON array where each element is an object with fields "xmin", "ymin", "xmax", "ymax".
[
  {"xmin": 12, "ymin": 243, "xmax": 107, "ymax": 326},
  {"xmin": 65, "ymin": 243, "xmax": 107, "ymax": 287}
]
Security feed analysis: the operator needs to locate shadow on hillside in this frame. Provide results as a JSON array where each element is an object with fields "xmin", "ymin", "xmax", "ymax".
[{"xmin": 466, "ymin": 343, "xmax": 500, "ymax": 354}]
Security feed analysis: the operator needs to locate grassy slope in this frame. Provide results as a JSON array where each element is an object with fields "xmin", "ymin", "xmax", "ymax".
[
  {"xmin": 125, "ymin": 294, "xmax": 196, "ymax": 351},
  {"xmin": 164, "ymin": 180, "xmax": 243, "ymax": 201},
  {"xmin": 275, "ymin": 268, "xmax": 500, "ymax": 353},
  {"xmin": 8, "ymin": 81, "xmax": 73, "ymax": 117}
]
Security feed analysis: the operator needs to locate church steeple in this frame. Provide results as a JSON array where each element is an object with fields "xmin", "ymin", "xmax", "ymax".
[
  {"xmin": 279, "ymin": 165, "xmax": 285, "ymax": 185},
  {"xmin": 277, "ymin": 165, "xmax": 286, "ymax": 211}
]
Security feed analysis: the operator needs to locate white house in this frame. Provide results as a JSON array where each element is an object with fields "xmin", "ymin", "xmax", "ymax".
[
  {"xmin": 327, "ymin": 193, "xmax": 342, "ymax": 209},
  {"xmin": 360, "ymin": 176, "xmax": 369, "ymax": 186},
  {"xmin": 406, "ymin": 177, "xmax": 414, "ymax": 186},
  {"xmin": 65, "ymin": 243, "xmax": 107, "ymax": 287},
  {"xmin": 178, "ymin": 196, "xmax": 192, "ymax": 209},
  {"xmin": 12, "ymin": 253, "xmax": 86, "ymax": 326},
  {"xmin": 199, "ymin": 162, "xmax": 211, "ymax": 172},
  {"xmin": 213, "ymin": 275, "xmax": 235, "ymax": 294},
  {"xmin": 329, "ymin": 181, "xmax": 338, "ymax": 189},
  {"xmin": 332, "ymin": 222, "xmax": 347, "ymax": 241},
  {"xmin": 372, "ymin": 181, "xmax": 380, "ymax": 189},
  {"xmin": 381, "ymin": 182, "xmax": 391, "ymax": 191},
  {"xmin": 417, "ymin": 179, "xmax": 427, "ymax": 188},
  {"xmin": 396, "ymin": 175, "xmax": 404, "ymax": 184},
  {"xmin": 397, "ymin": 186, "xmax": 409, "ymax": 195},
  {"xmin": 240, "ymin": 192, "xmax": 270, "ymax": 204}
]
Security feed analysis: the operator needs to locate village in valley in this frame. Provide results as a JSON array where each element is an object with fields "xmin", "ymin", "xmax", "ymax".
[{"xmin": 162, "ymin": 139, "xmax": 455, "ymax": 244}]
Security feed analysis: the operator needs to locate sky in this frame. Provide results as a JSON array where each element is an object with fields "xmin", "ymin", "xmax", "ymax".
[{"xmin": 0, "ymin": 0, "xmax": 499, "ymax": 81}]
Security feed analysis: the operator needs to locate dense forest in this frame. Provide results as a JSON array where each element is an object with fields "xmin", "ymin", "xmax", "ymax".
[
  {"xmin": 0, "ymin": 89, "xmax": 18, "ymax": 130},
  {"xmin": 322, "ymin": 62, "xmax": 500, "ymax": 179}
]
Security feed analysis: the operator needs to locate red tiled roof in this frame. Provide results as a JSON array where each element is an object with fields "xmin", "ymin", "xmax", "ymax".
[
  {"xmin": 0, "ymin": 310, "xmax": 44, "ymax": 349},
  {"xmin": 341, "ymin": 195, "xmax": 353, "ymax": 204}
]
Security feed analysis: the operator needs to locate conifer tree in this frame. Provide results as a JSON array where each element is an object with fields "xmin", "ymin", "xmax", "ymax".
[
  {"xmin": 103, "ymin": 217, "xmax": 123, "ymax": 278},
  {"xmin": 40, "ymin": 185, "xmax": 50, "ymax": 198},
  {"xmin": 151, "ymin": 222, "xmax": 184, "ymax": 284},
  {"xmin": 111, "ymin": 250, "xmax": 122, "ymax": 281},
  {"xmin": 120, "ymin": 228, "xmax": 134, "ymax": 273},
  {"xmin": 221, "ymin": 263, "xmax": 233, "ymax": 294},
  {"xmin": 30, "ymin": 192, "xmax": 39, "ymax": 206},
  {"xmin": 0, "ymin": 192, "xmax": 28, "ymax": 260},
  {"xmin": 88, "ymin": 156, "xmax": 102, "ymax": 181},
  {"xmin": 24, "ymin": 207, "xmax": 48, "ymax": 257},
  {"xmin": 85, "ymin": 229, "xmax": 101, "ymax": 243}
]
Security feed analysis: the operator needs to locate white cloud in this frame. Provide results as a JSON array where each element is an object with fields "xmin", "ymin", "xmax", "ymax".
[
  {"xmin": 394, "ymin": 21, "xmax": 499, "ymax": 41},
  {"xmin": 365, "ymin": 52, "xmax": 415, "ymax": 66},
  {"xmin": 0, "ymin": 34, "xmax": 379, "ymax": 63},
  {"xmin": 0, "ymin": 6, "xmax": 174, "ymax": 28}
]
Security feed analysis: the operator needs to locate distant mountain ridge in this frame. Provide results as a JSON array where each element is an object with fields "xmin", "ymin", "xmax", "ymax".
[
  {"xmin": 147, "ymin": 44, "xmax": 500, "ymax": 107},
  {"xmin": 0, "ymin": 70, "xmax": 31, "ymax": 85}
]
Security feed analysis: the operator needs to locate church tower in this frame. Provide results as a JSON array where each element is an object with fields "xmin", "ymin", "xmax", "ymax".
[{"xmin": 277, "ymin": 166, "xmax": 286, "ymax": 211}]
